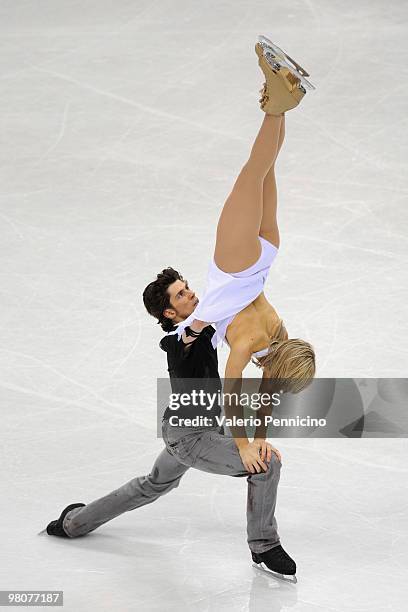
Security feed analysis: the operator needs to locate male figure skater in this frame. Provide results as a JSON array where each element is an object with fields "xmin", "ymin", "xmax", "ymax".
[{"xmin": 45, "ymin": 264, "xmax": 294, "ymax": 579}]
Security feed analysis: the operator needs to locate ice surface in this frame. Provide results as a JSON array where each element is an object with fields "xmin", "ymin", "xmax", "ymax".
[{"xmin": 1, "ymin": 0, "xmax": 408, "ymax": 610}]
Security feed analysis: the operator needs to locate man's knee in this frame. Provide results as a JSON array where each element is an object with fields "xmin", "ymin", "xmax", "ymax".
[
  {"xmin": 164, "ymin": 474, "xmax": 183, "ymax": 492},
  {"xmin": 147, "ymin": 471, "xmax": 183, "ymax": 495},
  {"xmin": 264, "ymin": 452, "xmax": 282, "ymax": 477}
]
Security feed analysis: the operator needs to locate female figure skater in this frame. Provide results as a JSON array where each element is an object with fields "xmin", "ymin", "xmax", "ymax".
[{"xmin": 169, "ymin": 35, "xmax": 316, "ymax": 393}]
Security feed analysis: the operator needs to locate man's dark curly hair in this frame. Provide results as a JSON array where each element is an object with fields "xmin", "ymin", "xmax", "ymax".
[{"xmin": 143, "ymin": 267, "xmax": 184, "ymax": 332}]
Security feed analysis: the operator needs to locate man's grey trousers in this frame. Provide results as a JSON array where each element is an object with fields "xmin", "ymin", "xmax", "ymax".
[{"xmin": 63, "ymin": 420, "xmax": 281, "ymax": 554}]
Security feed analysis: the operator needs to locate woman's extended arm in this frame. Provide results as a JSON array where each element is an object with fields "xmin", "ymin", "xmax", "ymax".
[
  {"xmin": 224, "ymin": 346, "xmax": 269, "ymax": 473},
  {"xmin": 224, "ymin": 346, "xmax": 251, "ymax": 447}
]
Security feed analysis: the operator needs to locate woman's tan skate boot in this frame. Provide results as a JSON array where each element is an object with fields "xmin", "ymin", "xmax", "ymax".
[{"xmin": 255, "ymin": 40, "xmax": 312, "ymax": 115}]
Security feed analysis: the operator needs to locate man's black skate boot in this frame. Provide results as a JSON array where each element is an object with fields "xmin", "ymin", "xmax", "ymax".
[
  {"xmin": 46, "ymin": 503, "xmax": 85, "ymax": 538},
  {"xmin": 252, "ymin": 545, "xmax": 297, "ymax": 582}
]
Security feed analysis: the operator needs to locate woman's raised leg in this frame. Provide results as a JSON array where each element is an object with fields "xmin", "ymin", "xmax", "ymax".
[
  {"xmin": 259, "ymin": 113, "xmax": 286, "ymax": 249},
  {"xmin": 214, "ymin": 113, "xmax": 283, "ymax": 273}
]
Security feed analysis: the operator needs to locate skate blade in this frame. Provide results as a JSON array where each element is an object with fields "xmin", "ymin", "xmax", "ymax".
[
  {"xmin": 259, "ymin": 35, "xmax": 310, "ymax": 75},
  {"xmin": 37, "ymin": 528, "xmax": 48, "ymax": 535},
  {"xmin": 258, "ymin": 35, "xmax": 316, "ymax": 91},
  {"xmin": 252, "ymin": 561, "xmax": 298, "ymax": 584}
]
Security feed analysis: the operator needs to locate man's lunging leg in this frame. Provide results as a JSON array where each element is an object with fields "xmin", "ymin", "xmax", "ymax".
[{"xmin": 61, "ymin": 448, "xmax": 189, "ymax": 538}]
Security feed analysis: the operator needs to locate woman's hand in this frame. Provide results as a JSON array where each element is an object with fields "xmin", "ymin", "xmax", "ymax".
[
  {"xmin": 238, "ymin": 441, "xmax": 273, "ymax": 474},
  {"xmin": 253, "ymin": 438, "xmax": 282, "ymax": 464},
  {"xmin": 181, "ymin": 320, "xmax": 211, "ymax": 346}
]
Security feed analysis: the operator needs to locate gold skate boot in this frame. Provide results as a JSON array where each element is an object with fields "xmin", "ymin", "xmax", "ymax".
[
  {"xmin": 259, "ymin": 35, "xmax": 316, "ymax": 91},
  {"xmin": 255, "ymin": 36, "xmax": 315, "ymax": 116}
]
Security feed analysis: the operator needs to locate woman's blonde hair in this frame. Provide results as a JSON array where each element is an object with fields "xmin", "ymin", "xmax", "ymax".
[{"xmin": 252, "ymin": 319, "xmax": 316, "ymax": 393}]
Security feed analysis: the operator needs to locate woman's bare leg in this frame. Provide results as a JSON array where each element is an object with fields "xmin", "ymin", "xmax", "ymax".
[
  {"xmin": 259, "ymin": 114, "xmax": 285, "ymax": 248},
  {"xmin": 214, "ymin": 114, "xmax": 283, "ymax": 273}
]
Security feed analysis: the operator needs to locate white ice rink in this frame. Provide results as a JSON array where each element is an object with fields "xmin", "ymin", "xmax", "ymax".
[{"xmin": 1, "ymin": 0, "xmax": 408, "ymax": 610}]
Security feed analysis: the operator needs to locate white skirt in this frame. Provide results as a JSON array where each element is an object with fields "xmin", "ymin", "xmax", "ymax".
[{"xmin": 168, "ymin": 236, "xmax": 279, "ymax": 349}]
